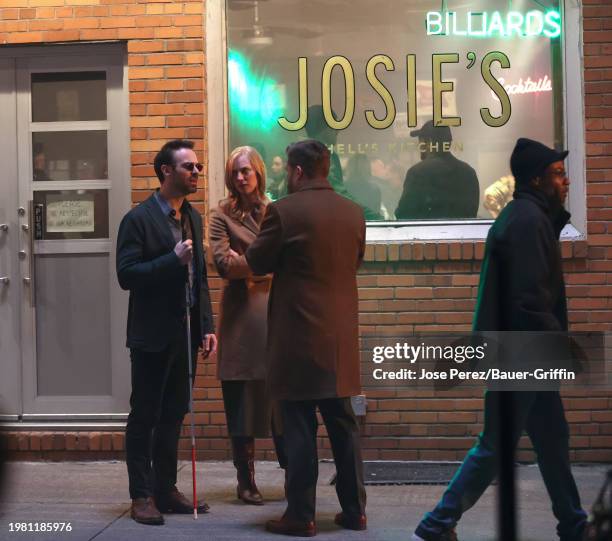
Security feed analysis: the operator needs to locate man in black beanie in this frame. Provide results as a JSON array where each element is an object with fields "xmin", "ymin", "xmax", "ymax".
[{"xmin": 412, "ymin": 138, "xmax": 587, "ymax": 541}]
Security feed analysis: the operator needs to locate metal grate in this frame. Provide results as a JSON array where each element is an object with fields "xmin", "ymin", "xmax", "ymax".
[{"xmin": 362, "ymin": 461, "xmax": 462, "ymax": 485}]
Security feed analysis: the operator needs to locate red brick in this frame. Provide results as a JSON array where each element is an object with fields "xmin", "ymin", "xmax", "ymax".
[
  {"xmin": 166, "ymin": 66, "xmax": 202, "ymax": 78},
  {"xmin": 29, "ymin": 18, "xmax": 63, "ymax": 30},
  {"xmin": 6, "ymin": 31, "xmax": 43, "ymax": 43},
  {"xmin": 65, "ymin": 434, "xmax": 77, "ymax": 450},
  {"xmin": 166, "ymin": 39, "xmax": 202, "ymax": 51},
  {"xmin": 18, "ymin": 434, "xmax": 29, "ymax": 451},
  {"xmin": 147, "ymin": 53, "xmax": 183, "ymax": 65},
  {"xmin": 1, "ymin": 9, "xmax": 19, "ymax": 19},
  {"xmin": 396, "ymin": 287, "xmax": 432, "ymax": 299},
  {"xmin": 167, "ymin": 91, "xmax": 203, "ymax": 103},
  {"xmin": 40, "ymin": 433, "xmax": 53, "ymax": 451},
  {"xmin": 101, "ymin": 434, "xmax": 113, "ymax": 451},
  {"xmin": 19, "ymin": 8, "xmax": 35, "ymax": 18},
  {"xmin": 89, "ymin": 433, "xmax": 102, "ymax": 451}
]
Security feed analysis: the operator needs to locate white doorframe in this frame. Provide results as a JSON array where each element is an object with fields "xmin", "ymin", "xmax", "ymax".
[{"xmin": 0, "ymin": 58, "xmax": 22, "ymax": 420}]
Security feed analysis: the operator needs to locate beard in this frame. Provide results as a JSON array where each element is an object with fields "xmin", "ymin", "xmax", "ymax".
[{"xmin": 178, "ymin": 178, "xmax": 198, "ymax": 196}]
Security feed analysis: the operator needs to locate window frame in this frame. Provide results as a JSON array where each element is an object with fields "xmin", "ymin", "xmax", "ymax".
[{"xmin": 206, "ymin": 1, "xmax": 585, "ymax": 242}]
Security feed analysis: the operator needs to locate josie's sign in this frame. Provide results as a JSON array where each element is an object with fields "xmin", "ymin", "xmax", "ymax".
[
  {"xmin": 278, "ymin": 52, "xmax": 512, "ymax": 132},
  {"xmin": 272, "ymin": 9, "xmax": 561, "ymax": 132}
]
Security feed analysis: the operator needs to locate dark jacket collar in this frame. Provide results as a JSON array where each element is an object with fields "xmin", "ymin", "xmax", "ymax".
[
  {"xmin": 294, "ymin": 177, "xmax": 334, "ymax": 193},
  {"xmin": 154, "ymin": 189, "xmax": 192, "ymax": 216},
  {"xmin": 143, "ymin": 192, "xmax": 195, "ymax": 247},
  {"xmin": 514, "ymin": 186, "xmax": 570, "ymax": 238}
]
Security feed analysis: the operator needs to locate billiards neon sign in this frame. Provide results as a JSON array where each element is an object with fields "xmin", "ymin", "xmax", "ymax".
[{"xmin": 426, "ymin": 10, "xmax": 562, "ymax": 39}]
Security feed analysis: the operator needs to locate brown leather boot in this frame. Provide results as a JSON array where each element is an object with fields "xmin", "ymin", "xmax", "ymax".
[
  {"xmin": 232, "ymin": 437, "xmax": 264, "ymax": 505},
  {"xmin": 130, "ymin": 497, "xmax": 164, "ymax": 525}
]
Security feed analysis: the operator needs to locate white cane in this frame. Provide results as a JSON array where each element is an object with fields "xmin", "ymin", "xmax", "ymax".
[{"xmin": 185, "ymin": 282, "xmax": 198, "ymax": 519}]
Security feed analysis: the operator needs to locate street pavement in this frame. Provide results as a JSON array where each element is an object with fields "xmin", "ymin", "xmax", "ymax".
[{"xmin": 0, "ymin": 460, "xmax": 608, "ymax": 541}]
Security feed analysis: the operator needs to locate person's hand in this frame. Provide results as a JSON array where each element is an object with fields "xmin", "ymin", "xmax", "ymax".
[
  {"xmin": 225, "ymin": 247, "xmax": 241, "ymax": 267},
  {"xmin": 174, "ymin": 239, "xmax": 193, "ymax": 265},
  {"xmin": 202, "ymin": 333, "xmax": 217, "ymax": 358}
]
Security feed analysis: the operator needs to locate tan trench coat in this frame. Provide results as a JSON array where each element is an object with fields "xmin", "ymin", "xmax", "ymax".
[
  {"xmin": 209, "ymin": 207, "xmax": 271, "ymax": 380},
  {"xmin": 245, "ymin": 179, "xmax": 366, "ymax": 401}
]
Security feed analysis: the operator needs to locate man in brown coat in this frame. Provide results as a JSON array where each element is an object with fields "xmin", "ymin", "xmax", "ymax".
[{"xmin": 245, "ymin": 139, "xmax": 367, "ymax": 537}]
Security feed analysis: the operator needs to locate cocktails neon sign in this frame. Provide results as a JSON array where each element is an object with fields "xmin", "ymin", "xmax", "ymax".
[{"xmin": 426, "ymin": 10, "xmax": 562, "ymax": 39}]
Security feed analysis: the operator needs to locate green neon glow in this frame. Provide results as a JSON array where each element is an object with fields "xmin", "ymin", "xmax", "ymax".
[
  {"xmin": 426, "ymin": 10, "xmax": 561, "ymax": 38},
  {"xmin": 227, "ymin": 49, "xmax": 283, "ymax": 132},
  {"xmin": 467, "ymin": 12, "xmax": 486, "ymax": 37},
  {"xmin": 543, "ymin": 11, "xmax": 561, "ymax": 38},
  {"xmin": 487, "ymin": 11, "xmax": 505, "ymax": 37}
]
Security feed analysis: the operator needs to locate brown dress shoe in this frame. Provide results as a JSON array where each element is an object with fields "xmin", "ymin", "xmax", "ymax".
[
  {"xmin": 155, "ymin": 486, "xmax": 210, "ymax": 514},
  {"xmin": 131, "ymin": 497, "xmax": 164, "ymax": 525},
  {"xmin": 265, "ymin": 514, "xmax": 317, "ymax": 537},
  {"xmin": 334, "ymin": 512, "xmax": 367, "ymax": 531}
]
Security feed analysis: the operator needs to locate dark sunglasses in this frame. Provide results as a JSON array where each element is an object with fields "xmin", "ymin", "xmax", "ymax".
[{"xmin": 177, "ymin": 162, "xmax": 203, "ymax": 173}]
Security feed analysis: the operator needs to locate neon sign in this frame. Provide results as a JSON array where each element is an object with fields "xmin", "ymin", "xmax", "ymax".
[
  {"xmin": 491, "ymin": 75, "xmax": 552, "ymax": 100},
  {"xmin": 426, "ymin": 10, "xmax": 562, "ymax": 39}
]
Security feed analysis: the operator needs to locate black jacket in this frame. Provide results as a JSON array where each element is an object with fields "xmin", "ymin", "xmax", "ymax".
[
  {"xmin": 116, "ymin": 194, "xmax": 214, "ymax": 352},
  {"xmin": 395, "ymin": 153, "xmax": 480, "ymax": 220},
  {"xmin": 473, "ymin": 187, "xmax": 570, "ymax": 333}
]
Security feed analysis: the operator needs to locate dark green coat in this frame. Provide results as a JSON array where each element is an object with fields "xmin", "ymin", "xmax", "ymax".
[{"xmin": 473, "ymin": 187, "xmax": 570, "ymax": 333}]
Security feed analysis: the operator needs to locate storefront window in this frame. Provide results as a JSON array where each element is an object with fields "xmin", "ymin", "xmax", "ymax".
[{"xmin": 226, "ymin": 0, "xmax": 564, "ymax": 222}]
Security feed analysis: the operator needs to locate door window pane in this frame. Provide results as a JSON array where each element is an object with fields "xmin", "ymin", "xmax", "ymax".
[
  {"xmin": 33, "ymin": 189, "xmax": 109, "ymax": 240},
  {"xmin": 32, "ymin": 130, "xmax": 108, "ymax": 181},
  {"xmin": 31, "ymin": 71, "xmax": 107, "ymax": 122},
  {"xmin": 226, "ymin": 0, "xmax": 564, "ymax": 221}
]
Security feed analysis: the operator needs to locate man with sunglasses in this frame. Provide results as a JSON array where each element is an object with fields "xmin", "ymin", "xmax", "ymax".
[{"xmin": 117, "ymin": 139, "xmax": 217, "ymax": 525}]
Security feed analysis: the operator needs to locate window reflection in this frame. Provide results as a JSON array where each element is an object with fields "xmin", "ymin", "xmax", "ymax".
[
  {"xmin": 32, "ymin": 131, "xmax": 108, "ymax": 181},
  {"xmin": 226, "ymin": 0, "xmax": 563, "ymax": 221},
  {"xmin": 31, "ymin": 71, "xmax": 107, "ymax": 122}
]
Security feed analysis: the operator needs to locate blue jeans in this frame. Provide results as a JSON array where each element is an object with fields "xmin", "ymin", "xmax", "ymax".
[{"xmin": 415, "ymin": 391, "xmax": 586, "ymax": 541}]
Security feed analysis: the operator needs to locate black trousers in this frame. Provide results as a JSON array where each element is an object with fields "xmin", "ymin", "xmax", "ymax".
[
  {"xmin": 280, "ymin": 397, "xmax": 366, "ymax": 522},
  {"xmin": 125, "ymin": 332, "xmax": 197, "ymax": 500}
]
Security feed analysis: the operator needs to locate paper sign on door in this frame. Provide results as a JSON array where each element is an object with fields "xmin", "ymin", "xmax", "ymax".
[{"xmin": 46, "ymin": 193, "xmax": 95, "ymax": 233}]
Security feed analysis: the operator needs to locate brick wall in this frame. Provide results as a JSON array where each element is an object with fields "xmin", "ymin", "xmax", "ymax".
[
  {"xmin": 1, "ymin": 0, "xmax": 611, "ymax": 463},
  {"xmin": 350, "ymin": 244, "xmax": 612, "ymax": 464},
  {"xmin": 0, "ymin": 0, "xmax": 209, "ymax": 213}
]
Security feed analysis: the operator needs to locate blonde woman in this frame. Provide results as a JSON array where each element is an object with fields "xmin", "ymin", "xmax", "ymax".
[{"xmin": 209, "ymin": 146, "xmax": 286, "ymax": 505}]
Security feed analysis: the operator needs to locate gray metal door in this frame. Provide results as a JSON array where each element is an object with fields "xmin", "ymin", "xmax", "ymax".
[{"xmin": 0, "ymin": 45, "xmax": 131, "ymax": 419}]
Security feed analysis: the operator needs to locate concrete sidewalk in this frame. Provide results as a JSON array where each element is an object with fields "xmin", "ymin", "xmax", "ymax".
[{"xmin": 0, "ymin": 461, "xmax": 607, "ymax": 541}]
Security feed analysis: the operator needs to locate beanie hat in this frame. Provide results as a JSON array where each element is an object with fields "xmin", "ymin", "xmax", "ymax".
[{"xmin": 510, "ymin": 138, "xmax": 568, "ymax": 185}]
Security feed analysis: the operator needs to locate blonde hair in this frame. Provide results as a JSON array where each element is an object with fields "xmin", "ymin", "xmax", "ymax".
[
  {"xmin": 484, "ymin": 175, "xmax": 515, "ymax": 218},
  {"xmin": 221, "ymin": 146, "xmax": 268, "ymax": 221}
]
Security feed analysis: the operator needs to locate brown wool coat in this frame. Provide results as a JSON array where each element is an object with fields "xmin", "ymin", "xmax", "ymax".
[
  {"xmin": 245, "ymin": 178, "xmax": 366, "ymax": 401},
  {"xmin": 209, "ymin": 206, "xmax": 271, "ymax": 381}
]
